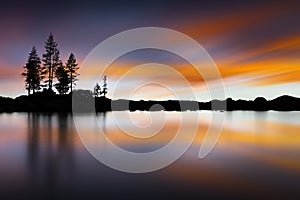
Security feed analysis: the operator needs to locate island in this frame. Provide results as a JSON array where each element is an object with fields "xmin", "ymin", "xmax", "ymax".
[{"xmin": 1, "ymin": 90, "xmax": 300, "ymax": 112}]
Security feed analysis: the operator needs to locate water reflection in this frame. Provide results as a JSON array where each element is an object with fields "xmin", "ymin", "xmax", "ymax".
[
  {"xmin": 254, "ymin": 111, "xmax": 268, "ymax": 133},
  {"xmin": 26, "ymin": 113, "xmax": 75, "ymax": 198},
  {"xmin": 0, "ymin": 112, "xmax": 300, "ymax": 199},
  {"xmin": 96, "ymin": 112, "xmax": 107, "ymax": 133}
]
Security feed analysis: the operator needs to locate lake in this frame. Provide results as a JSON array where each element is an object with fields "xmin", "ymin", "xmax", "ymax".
[{"xmin": 1, "ymin": 111, "xmax": 300, "ymax": 199}]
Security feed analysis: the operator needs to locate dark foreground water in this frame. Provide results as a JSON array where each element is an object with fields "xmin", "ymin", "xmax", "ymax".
[{"xmin": 1, "ymin": 112, "xmax": 300, "ymax": 200}]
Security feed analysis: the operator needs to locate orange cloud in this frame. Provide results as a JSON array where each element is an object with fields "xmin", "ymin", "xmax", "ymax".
[
  {"xmin": 179, "ymin": 2, "xmax": 292, "ymax": 45},
  {"xmin": 78, "ymin": 2, "xmax": 300, "ymax": 90}
]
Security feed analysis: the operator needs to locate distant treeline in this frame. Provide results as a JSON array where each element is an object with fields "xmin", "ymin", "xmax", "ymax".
[
  {"xmin": 8, "ymin": 33, "xmax": 300, "ymax": 113},
  {"xmin": 1, "ymin": 91, "xmax": 300, "ymax": 112}
]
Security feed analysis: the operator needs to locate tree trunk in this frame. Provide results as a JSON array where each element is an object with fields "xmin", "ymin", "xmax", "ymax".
[
  {"xmin": 48, "ymin": 66, "xmax": 52, "ymax": 89},
  {"xmin": 70, "ymin": 72, "xmax": 73, "ymax": 93}
]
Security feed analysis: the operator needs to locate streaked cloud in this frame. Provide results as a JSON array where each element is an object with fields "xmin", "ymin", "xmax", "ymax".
[{"xmin": 0, "ymin": 0, "xmax": 300, "ymax": 99}]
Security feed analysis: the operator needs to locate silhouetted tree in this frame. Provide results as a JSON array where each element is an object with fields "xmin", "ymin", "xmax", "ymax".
[
  {"xmin": 55, "ymin": 64, "xmax": 70, "ymax": 95},
  {"xmin": 100, "ymin": 75, "xmax": 108, "ymax": 97},
  {"xmin": 93, "ymin": 83, "xmax": 101, "ymax": 97},
  {"xmin": 42, "ymin": 33, "xmax": 61, "ymax": 90},
  {"xmin": 22, "ymin": 46, "xmax": 43, "ymax": 95},
  {"xmin": 65, "ymin": 53, "xmax": 79, "ymax": 93}
]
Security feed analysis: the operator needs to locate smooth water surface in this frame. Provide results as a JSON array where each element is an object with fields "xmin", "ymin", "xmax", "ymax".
[{"xmin": 1, "ymin": 111, "xmax": 300, "ymax": 199}]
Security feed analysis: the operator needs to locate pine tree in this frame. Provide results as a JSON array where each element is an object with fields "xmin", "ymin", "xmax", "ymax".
[
  {"xmin": 22, "ymin": 46, "xmax": 42, "ymax": 95},
  {"xmin": 54, "ymin": 64, "xmax": 70, "ymax": 95},
  {"xmin": 101, "ymin": 75, "xmax": 108, "ymax": 97},
  {"xmin": 42, "ymin": 33, "xmax": 60, "ymax": 90},
  {"xmin": 93, "ymin": 83, "xmax": 101, "ymax": 97},
  {"xmin": 65, "ymin": 53, "xmax": 79, "ymax": 93}
]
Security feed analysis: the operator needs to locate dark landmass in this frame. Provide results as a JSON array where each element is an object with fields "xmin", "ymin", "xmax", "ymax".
[{"xmin": 1, "ymin": 90, "xmax": 300, "ymax": 112}]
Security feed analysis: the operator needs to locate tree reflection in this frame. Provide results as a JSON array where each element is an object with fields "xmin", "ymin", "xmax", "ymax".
[{"xmin": 26, "ymin": 113, "xmax": 76, "ymax": 197}]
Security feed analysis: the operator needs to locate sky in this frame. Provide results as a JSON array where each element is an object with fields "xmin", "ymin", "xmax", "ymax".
[{"xmin": 0, "ymin": 0, "xmax": 300, "ymax": 100}]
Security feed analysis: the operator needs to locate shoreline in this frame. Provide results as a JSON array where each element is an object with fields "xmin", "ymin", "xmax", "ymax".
[{"xmin": 1, "ymin": 93, "xmax": 300, "ymax": 113}]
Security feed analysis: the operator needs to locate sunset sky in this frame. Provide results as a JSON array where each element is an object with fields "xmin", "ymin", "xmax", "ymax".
[{"xmin": 1, "ymin": 0, "xmax": 300, "ymax": 100}]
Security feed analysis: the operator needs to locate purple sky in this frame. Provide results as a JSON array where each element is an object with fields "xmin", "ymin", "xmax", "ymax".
[{"xmin": 1, "ymin": 0, "xmax": 300, "ymax": 99}]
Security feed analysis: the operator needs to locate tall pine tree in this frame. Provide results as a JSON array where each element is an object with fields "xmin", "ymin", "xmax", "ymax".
[
  {"xmin": 55, "ymin": 64, "xmax": 70, "ymax": 95},
  {"xmin": 65, "ymin": 53, "xmax": 79, "ymax": 93},
  {"xmin": 22, "ymin": 46, "xmax": 43, "ymax": 95},
  {"xmin": 42, "ymin": 33, "xmax": 61, "ymax": 90}
]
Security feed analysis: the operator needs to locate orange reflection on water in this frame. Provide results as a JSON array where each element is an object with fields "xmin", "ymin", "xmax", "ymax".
[
  {"xmin": 1, "ymin": 112, "xmax": 300, "ymax": 199},
  {"xmin": 93, "ymin": 112, "xmax": 300, "ymax": 174}
]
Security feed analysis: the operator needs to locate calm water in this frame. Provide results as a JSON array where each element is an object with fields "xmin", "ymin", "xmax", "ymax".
[{"xmin": 1, "ymin": 111, "xmax": 300, "ymax": 199}]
